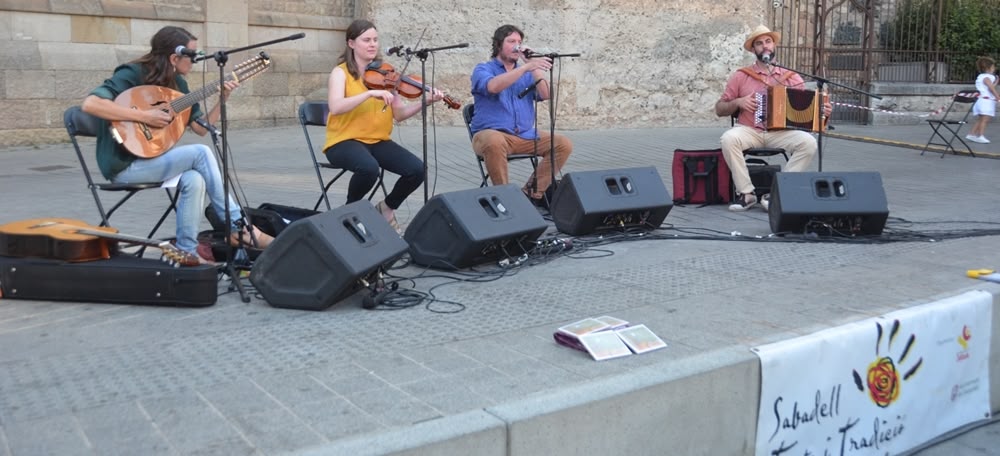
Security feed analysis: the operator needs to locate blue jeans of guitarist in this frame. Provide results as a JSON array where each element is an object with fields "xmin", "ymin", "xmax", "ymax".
[{"xmin": 112, "ymin": 143, "xmax": 240, "ymax": 255}]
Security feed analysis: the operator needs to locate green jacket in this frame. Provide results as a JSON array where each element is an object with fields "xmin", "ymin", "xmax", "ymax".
[{"xmin": 88, "ymin": 63, "xmax": 204, "ymax": 179}]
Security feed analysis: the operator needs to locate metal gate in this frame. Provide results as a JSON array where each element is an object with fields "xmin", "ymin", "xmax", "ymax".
[{"xmin": 768, "ymin": 0, "xmax": 1000, "ymax": 124}]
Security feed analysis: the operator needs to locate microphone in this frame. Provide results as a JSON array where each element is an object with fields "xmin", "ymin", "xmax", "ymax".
[
  {"xmin": 516, "ymin": 46, "xmax": 556, "ymax": 58},
  {"xmin": 385, "ymin": 46, "xmax": 405, "ymax": 56},
  {"xmin": 514, "ymin": 45, "xmax": 536, "ymax": 57},
  {"xmin": 174, "ymin": 46, "xmax": 201, "ymax": 59},
  {"xmin": 760, "ymin": 52, "xmax": 772, "ymax": 65},
  {"xmin": 518, "ymin": 78, "xmax": 543, "ymax": 99},
  {"xmin": 193, "ymin": 117, "xmax": 220, "ymax": 136}
]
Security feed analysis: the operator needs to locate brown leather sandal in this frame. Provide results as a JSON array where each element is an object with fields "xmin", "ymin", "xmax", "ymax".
[
  {"xmin": 229, "ymin": 226, "xmax": 273, "ymax": 249},
  {"xmin": 376, "ymin": 200, "xmax": 400, "ymax": 233}
]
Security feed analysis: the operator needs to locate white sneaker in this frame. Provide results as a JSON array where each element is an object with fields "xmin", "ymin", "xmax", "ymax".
[
  {"xmin": 966, "ymin": 135, "xmax": 989, "ymax": 144},
  {"xmin": 965, "ymin": 134, "xmax": 979, "ymax": 142},
  {"xmin": 728, "ymin": 193, "xmax": 757, "ymax": 212},
  {"xmin": 980, "ymin": 136, "xmax": 991, "ymax": 144}
]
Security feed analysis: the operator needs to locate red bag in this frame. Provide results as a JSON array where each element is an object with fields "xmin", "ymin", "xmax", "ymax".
[{"xmin": 671, "ymin": 149, "xmax": 731, "ymax": 205}]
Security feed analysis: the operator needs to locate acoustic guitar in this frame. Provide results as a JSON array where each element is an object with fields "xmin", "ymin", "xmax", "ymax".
[
  {"xmin": 0, "ymin": 218, "xmax": 201, "ymax": 266},
  {"xmin": 110, "ymin": 52, "xmax": 271, "ymax": 159}
]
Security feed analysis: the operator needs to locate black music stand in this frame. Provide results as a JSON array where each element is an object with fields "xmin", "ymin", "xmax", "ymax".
[
  {"xmin": 194, "ymin": 33, "xmax": 304, "ymax": 302},
  {"xmin": 764, "ymin": 60, "xmax": 879, "ymax": 171}
]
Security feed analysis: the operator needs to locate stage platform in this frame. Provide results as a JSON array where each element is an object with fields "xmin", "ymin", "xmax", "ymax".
[{"xmin": 0, "ymin": 120, "xmax": 998, "ymax": 455}]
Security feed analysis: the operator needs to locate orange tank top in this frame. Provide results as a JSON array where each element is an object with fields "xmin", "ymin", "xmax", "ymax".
[{"xmin": 323, "ymin": 62, "xmax": 393, "ymax": 152}]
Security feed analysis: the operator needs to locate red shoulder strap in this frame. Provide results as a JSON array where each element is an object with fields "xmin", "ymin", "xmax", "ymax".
[
  {"xmin": 738, "ymin": 67, "xmax": 767, "ymax": 84},
  {"xmin": 738, "ymin": 67, "xmax": 797, "ymax": 86}
]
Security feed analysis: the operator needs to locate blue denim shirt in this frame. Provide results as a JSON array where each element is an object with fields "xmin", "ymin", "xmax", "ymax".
[{"xmin": 470, "ymin": 58, "xmax": 539, "ymax": 139}]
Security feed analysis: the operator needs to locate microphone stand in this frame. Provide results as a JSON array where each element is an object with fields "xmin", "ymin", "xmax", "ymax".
[
  {"xmin": 528, "ymin": 51, "xmax": 580, "ymax": 207},
  {"xmin": 404, "ymin": 43, "xmax": 468, "ymax": 202},
  {"xmin": 764, "ymin": 60, "xmax": 879, "ymax": 172},
  {"xmin": 520, "ymin": 79, "xmax": 543, "ymax": 199},
  {"xmin": 195, "ymin": 33, "xmax": 304, "ymax": 303}
]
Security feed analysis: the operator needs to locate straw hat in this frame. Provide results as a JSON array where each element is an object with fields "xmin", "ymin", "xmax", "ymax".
[{"xmin": 744, "ymin": 25, "xmax": 781, "ymax": 52}]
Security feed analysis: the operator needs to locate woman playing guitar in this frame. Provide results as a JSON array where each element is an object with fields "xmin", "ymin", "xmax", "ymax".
[{"xmin": 81, "ymin": 26, "xmax": 272, "ymax": 262}]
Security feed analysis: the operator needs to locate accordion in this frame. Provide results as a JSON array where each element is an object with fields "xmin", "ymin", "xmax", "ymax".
[{"xmin": 753, "ymin": 86, "xmax": 828, "ymax": 132}]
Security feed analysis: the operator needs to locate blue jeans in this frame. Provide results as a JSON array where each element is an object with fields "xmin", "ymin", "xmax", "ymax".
[
  {"xmin": 323, "ymin": 139, "xmax": 424, "ymax": 209},
  {"xmin": 112, "ymin": 144, "xmax": 240, "ymax": 254}
]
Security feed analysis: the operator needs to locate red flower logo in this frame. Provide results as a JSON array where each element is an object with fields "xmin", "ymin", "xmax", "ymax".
[
  {"xmin": 853, "ymin": 320, "xmax": 922, "ymax": 408},
  {"xmin": 866, "ymin": 357, "xmax": 900, "ymax": 407}
]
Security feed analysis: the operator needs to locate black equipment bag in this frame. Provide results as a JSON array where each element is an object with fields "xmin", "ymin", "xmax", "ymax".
[
  {"xmin": 671, "ymin": 149, "xmax": 731, "ymax": 205},
  {"xmin": 746, "ymin": 158, "xmax": 782, "ymax": 197},
  {"xmin": 0, "ymin": 255, "xmax": 219, "ymax": 307},
  {"xmin": 250, "ymin": 203, "xmax": 321, "ymax": 237},
  {"xmin": 206, "ymin": 204, "xmax": 320, "ymax": 238},
  {"xmin": 203, "ymin": 203, "xmax": 321, "ymax": 262}
]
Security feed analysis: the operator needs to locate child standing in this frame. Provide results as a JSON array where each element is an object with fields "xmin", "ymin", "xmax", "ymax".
[{"xmin": 966, "ymin": 56, "xmax": 998, "ymax": 144}]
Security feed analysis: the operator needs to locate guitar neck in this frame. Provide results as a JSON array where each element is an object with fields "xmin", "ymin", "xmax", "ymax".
[
  {"xmin": 169, "ymin": 76, "xmax": 233, "ymax": 113},
  {"xmin": 74, "ymin": 228, "xmax": 166, "ymax": 248}
]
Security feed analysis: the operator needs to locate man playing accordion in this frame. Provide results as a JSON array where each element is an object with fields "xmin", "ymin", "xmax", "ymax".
[{"xmin": 715, "ymin": 25, "xmax": 833, "ymax": 212}]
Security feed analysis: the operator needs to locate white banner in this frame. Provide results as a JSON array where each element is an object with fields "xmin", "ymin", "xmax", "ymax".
[{"xmin": 754, "ymin": 290, "xmax": 993, "ymax": 456}]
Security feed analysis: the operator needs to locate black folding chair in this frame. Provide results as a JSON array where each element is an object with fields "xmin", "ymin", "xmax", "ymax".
[
  {"xmin": 64, "ymin": 106, "xmax": 177, "ymax": 254},
  {"xmin": 921, "ymin": 91, "xmax": 977, "ymax": 158},
  {"xmin": 298, "ymin": 101, "xmax": 385, "ymax": 211},
  {"xmin": 463, "ymin": 103, "xmax": 539, "ymax": 188}
]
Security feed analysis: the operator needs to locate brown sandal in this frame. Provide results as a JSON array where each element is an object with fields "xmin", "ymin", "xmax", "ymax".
[
  {"xmin": 376, "ymin": 200, "xmax": 400, "ymax": 233},
  {"xmin": 229, "ymin": 226, "xmax": 273, "ymax": 249}
]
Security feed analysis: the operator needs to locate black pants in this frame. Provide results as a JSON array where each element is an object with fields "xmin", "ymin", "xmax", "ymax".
[{"xmin": 323, "ymin": 139, "xmax": 424, "ymax": 209}]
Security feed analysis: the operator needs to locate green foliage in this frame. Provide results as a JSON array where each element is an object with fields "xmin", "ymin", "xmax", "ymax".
[
  {"xmin": 880, "ymin": 0, "xmax": 936, "ymax": 57},
  {"xmin": 940, "ymin": 0, "xmax": 1000, "ymax": 79},
  {"xmin": 880, "ymin": 0, "xmax": 1000, "ymax": 79}
]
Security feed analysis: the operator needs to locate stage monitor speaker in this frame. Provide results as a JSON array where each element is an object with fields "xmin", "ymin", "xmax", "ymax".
[
  {"xmin": 550, "ymin": 166, "xmax": 672, "ymax": 236},
  {"xmin": 769, "ymin": 172, "xmax": 889, "ymax": 236},
  {"xmin": 404, "ymin": 184, "xmax": 547, "ymax": 270},
  {"xmin": 249, "ymin": 201, "xmax": 408, "ymax": 310}
]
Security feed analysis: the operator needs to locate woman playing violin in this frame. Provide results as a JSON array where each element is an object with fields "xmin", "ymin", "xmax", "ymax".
[{"xmin": 323, "ymin": 19, "xmax": 444, "ymax": 232}]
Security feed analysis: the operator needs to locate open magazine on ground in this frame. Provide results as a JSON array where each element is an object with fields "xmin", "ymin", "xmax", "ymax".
[{"xmin": 554, "ymin": 316, "xmax": 667, "ymax": 360}]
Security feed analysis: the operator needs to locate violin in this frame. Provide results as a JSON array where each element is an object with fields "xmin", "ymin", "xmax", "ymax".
[{"xmin": 363, "ymin": 61, "xmax": 461, "ymax": 110}]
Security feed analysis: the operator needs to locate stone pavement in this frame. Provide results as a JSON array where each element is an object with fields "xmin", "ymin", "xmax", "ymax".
[{"xmin": 0, "ymin": 117, "xmax": 998, "ymax": 455}]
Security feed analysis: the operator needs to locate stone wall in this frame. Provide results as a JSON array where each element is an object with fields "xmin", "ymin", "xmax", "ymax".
[
  {"xmin": 869, "ymin": 82, "xmax": 974, "ymax": 126},
  {"xmin": 0, "ymin": 0, "xmax": 353, "ymax": 146},
  {"xmin": 359, "ymin": 0, "xmax": 770, "ymax": 130},
  {"xmin": 0, "ymin": 0, "xmax": 771, "ymax": 147}
]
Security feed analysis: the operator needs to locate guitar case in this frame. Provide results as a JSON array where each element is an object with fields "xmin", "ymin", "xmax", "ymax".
[{"xmin": 0, "ymin": 255, "xmax": 219, "ymax": 307}]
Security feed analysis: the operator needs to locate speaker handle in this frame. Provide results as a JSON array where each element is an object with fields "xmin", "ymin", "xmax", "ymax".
[{"xmin": 344, "ymin": 215, "xmax": 374, "ymax": 244}]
